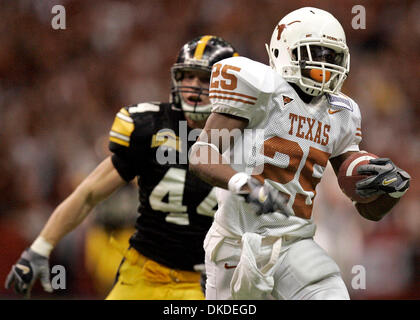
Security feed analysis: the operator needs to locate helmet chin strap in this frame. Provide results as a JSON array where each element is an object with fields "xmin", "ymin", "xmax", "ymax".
[
  {"xmin": 177, "ymin": 83, "xmax": 212, "ymax": 121},
  {"xmin": 184, "ymin": 111, "xmax": 210, "ymax": 122},
  {"xmin": 180, "ymin": 98, "xmax": 211, "ymax": 121},
  {"xmin": 265, "ymin": 43, "xmax": 276, "ymax": 71}
]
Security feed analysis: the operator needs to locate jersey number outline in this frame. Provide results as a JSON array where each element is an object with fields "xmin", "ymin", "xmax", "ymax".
[
  {"xmin": 211, "ymin": 63, "xmax": 241, "ymax": 90},
  {"xmin": 149, "ymin": 168, "xmax": 217, "ymax": 225},
  {"xmin": 256, "ymin": 137, "xmax": 330, "ymax": 219}
]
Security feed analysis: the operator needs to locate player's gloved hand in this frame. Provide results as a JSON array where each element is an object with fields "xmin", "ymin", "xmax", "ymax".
[
  {"xmin": 193, "ymin": 264, "xmax": 207, "ymax": 296},
  {"xmin": 5, "ymin": 248, "xmax": 53, "ymax": 298},
  {"xmin": 243, "ymin": 177, "xmax": 291, "ymax": 216},
  {"xmin": 228, "ymin": 173, "xmax": 291, "ymax": 216},
  {"xmin": 356, "ymin": 158, "xmax": 410, "ymax": 199}
]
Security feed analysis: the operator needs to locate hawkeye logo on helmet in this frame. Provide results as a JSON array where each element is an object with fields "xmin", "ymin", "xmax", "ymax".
[{"xmin": 184, "ymin": 57, "xmax": 209, "ymax": 66}]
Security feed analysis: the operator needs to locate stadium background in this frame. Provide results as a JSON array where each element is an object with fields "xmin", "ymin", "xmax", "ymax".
[{"xmin": 0, "ymin": 0, "xmax": 418, "ymax": 299}]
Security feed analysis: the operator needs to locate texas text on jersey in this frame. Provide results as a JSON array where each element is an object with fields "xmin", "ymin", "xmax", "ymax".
[
  {"xmin": 109, "ymin": 102, "xmax": 218, "ymax": 270},
  {"xmin": 208, "ymin": 56, "xmax": 362, "ymax": 239}
]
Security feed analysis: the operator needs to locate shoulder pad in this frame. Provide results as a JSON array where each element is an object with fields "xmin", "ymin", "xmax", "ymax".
[
  {"xmin": 109, "ymin": 102, "xmax": 162, "ymax": 148},
  {"xmin": 326, "ymin": 93, "xmax": 356, "ymax": 112},
  {"xmin": 109, "ymin": 107, "xmax": 135, "ymax": 147},
  {"xmin": 328, "ymin": 93, "xmax": 363, "ymax": 158},
  {"xmin": 213, "ymin": 57, "xmax": 276, "ymax": 94},
  {"xmin": 210, "ymin": 57, "xmax": 274, "ymax": 126},
  {"xmin": 127, "ymin": 102, "xmax": 160, "ymax": 114}
]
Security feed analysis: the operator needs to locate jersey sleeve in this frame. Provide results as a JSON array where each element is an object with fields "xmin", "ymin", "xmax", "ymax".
[
  {"xmin": 108, "ymin": 107, "xmax": 138, "ymax": 181},
  {"xmin": 109, "ymin": 104, "xmax": 158, "ymax": 181},
  {"xmin": 330, "ymin": 95, "xmax": 363, "ymax": 158},
  {"xmin": 209, "ymin": 57, "xmax": 269, "ymax": 127}
]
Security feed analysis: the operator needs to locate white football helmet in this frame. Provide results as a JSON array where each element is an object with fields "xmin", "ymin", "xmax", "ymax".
[{"xmin": 266, "ymin": 7, "xmax": 350, "ymax": 96}]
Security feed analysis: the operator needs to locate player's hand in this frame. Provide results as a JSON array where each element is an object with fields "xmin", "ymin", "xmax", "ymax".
[
  {"xmin": 193, "ymin": 264, "xmax": 207, "ymax": 296},
  {"xmin": 243, "ymin": 177, "xmax": 291, "ymax": 216},
  {"xmin": 356, "ymin": 158, "xmax": 410, "ymax": 199},
  {"xmin": 5, "ymin": 248, "xmax": 53, "ymax": 298}
]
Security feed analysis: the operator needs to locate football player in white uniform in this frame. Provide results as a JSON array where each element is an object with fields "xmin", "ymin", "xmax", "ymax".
[{"xmin": 189, "ymin": 7, "xmax": 410, "ymax": 300}]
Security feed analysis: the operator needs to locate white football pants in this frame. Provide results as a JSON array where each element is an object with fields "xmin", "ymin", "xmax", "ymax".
[{"xmin": 204, "ymin": 231, "xmax": 350, "ymax": 300}]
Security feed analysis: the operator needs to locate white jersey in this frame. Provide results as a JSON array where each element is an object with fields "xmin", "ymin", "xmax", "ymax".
[{"xmin": 208, "ymin": 56, "xmax": 362, "ymax": 239}]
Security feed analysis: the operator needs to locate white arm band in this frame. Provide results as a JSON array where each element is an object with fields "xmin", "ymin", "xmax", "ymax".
[
  {"xmin": 30, "ymin": 236, "xmax": 54, "ymax": 258},
  {"xmin": 228, "ymin": 172, "xmax": 250, "ymax": 194},
  {"xmin": 192, "ymin": 141, "xmax": 220, "ymax": 153},
  {"xmin": 189, "ymin": 141, "xmax": 221, "ymax": 165}
]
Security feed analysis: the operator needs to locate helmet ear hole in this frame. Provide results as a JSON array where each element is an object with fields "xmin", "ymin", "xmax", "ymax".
[
  {"xmin": 291, "ymin": 48, "xmax": 297, "ymax": 61},
  {"xmin": 174, "ymin": 70, "xmax": 183, "ymax": 81}
]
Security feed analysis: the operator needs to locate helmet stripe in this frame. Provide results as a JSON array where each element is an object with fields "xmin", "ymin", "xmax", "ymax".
[{"xmin": 193, "ymin": 35, "xmax": 213, "ymax": 60}]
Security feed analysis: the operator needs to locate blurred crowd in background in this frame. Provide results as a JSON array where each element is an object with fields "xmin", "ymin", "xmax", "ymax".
[{"xmin": 0, "ymin": 0, "xmax": 418, "ymax": 299}]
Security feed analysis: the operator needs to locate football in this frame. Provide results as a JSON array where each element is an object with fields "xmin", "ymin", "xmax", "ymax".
[{"xmin": 337, "ymin": 151, "xmax": 380, "ymax": 204}]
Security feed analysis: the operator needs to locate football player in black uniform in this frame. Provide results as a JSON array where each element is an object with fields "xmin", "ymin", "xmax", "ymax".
[{"xmin": 5, "ymin": 35, "xmax": 238, "ymax": 300}]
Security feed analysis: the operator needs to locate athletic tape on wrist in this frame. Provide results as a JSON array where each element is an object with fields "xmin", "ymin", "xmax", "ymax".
[
  {"xmin": 228, "ymin": 172, "xmax": 250, "ymax": 194},
  {"xmin": 31, "ymin": 236, "xmax": 54, "ymax": 258}
]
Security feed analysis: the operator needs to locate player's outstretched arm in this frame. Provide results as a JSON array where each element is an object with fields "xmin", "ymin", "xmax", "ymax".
[
  {"xmin": 5, "ymin": 156, "xmax": 127, "ymax": 297},
  {"xmin": 330, "ymin": 152, "xmax": 410, "ymax": 221},
  {"xmin": 189, "ymin": 113, "xmax": 290, "ymax": 216},
  {"xmin": 39, "ymin": 156, "xmax": 126, "ymax": 246},
  {"xmin": 189, "ymin": 112, "xmax": 248, "ymax": 189}
]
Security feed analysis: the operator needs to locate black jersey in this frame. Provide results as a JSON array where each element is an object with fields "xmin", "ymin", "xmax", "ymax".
[{"xmin": 108, "ymin": 102, "xmax": 217, "ymax": 271}]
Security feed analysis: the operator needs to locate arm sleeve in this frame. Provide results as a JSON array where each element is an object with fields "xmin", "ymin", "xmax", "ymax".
[
  {"xmin": 331, "ymin": 99, "xmax": 363, "ymax": 158},
  {"xmin": 108, "ymin": 107, "xmax": 138, "ymax": 182},
  {"xmin": 111, "ymin": 153, "xmax": 136, "ymax": 182},
  {"xmin": 209, "ymin": 57, "xmax": 267, "ymax": 127}
]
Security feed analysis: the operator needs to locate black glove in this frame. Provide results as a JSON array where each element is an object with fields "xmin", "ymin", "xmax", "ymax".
[
  {"xmin": 193, "ymin": 264, "xmax": 207, "ymax": 296},
  {"xmin": 200, "ymin": 271, "xmax": 207, "ymax": 296},
  {"xmin": 356, "ymin": 158, "xmax": 410, "ymax": 199},
  {"xmin": 243, "ymin": 177, "xmax": 291, "ymax": 216},
  {"xmin": 5, "ymin": 248, "xmax": 53, "ymax": 298}
]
